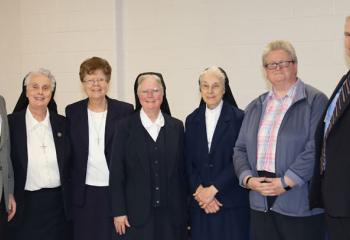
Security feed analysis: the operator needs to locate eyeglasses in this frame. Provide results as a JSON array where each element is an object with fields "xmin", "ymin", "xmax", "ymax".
[
  {"xmin": 83, "ymin": 78, "xmax": 106, "ymax": 85},
  {"xmin": 200, "ymin": 83, "xmax": 222, "ymax": 92},
  {"xmin": 264, "ymin": 60, "xmax": 294, "ymax": 70},
  {"xmin": 139, "ymin": 88, "xmax": 162, "ymax": 96}
]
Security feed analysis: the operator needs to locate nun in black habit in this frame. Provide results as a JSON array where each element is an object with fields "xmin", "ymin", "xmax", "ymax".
[
  {"xmin": 109, "ymin": 72, "xmax": 188, "ymax": 240},
  {"xmin": 8, "ymin": 69, "xmax": 71, "ymax": 240},
  {"xmin": 185, "ymin": 66, "xmax": 250, "ymax": 240}
]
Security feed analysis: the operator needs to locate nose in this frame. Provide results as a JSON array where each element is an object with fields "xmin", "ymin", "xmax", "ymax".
[{"xmin": 146, "ymin": 91, "xmax": 154, "ymax": 97}]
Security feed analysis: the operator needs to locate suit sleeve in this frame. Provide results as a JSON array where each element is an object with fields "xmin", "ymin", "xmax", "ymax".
[
  {"xmin": 109, "ymin": 119, "xmax": 128, "ymax": 217},
  {"xmin": 184, "ymin": 117, "xmax": 202, "ymax": 193},
  {"xmin": 284, "ymin": 93, "xmax": 329, "ymax": 186},
  {"xmin": 0, "ymin": 96, "xmax": 14, "ymax": 195},
  {"xmin": 233, "ymin": 107, "xmax": 254, "ymax": 187}
]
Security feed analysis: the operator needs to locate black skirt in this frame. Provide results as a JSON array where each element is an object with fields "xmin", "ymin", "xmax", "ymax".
[
  {"xmin": 121, "ymin": 207, "xmax": 187, "ymax": 240},
  {"xmin": 9, "ymin": 187, "xmax": 67, "ymax": 240}
]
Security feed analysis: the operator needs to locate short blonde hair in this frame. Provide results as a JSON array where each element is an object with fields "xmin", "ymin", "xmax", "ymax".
[{"xmin": 262, "ymin": 40, "xmax": 298, "ymax": 66}]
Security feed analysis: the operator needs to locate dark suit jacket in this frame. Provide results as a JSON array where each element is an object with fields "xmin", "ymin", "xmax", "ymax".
[
  {"xmin": 65, "ymin": 97, "xmax": 133, "ymax": 206},
  {"xmin": 109, "ymin": 112, "xmax": 187, "ymax": 227},
  {"xmin": 185, "ymin": 101, "xmax": 249, "ymax": 209},
  {"xmin": 310, "ymin": 70, "xmax": 350, "ymax": 217},
  {"xmin": 8, "ymin": 109, "xmax": 71, "ymax": 219}
]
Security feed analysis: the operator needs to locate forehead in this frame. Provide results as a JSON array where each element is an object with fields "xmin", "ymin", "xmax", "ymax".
[
  {"xmin": 28, "ymin": 74, "xmax": 51, "ymax": 85},
  {"xmin": 265, "ymin": 49, "xmax": 291, "ymax": 61},
  {"xmin": 201, "ymin": 73, "xmax": 224, "ymax": 85},
  {"xmin": 139, "ymin": 76, "xmax": 162, "ymax": 88},
  {"xmin": 84, "ymin": 69, "xmax": 106, "ymax": 78}
]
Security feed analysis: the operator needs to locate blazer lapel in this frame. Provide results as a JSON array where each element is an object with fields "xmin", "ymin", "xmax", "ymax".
[
  {"xmin": 16, "ymin": 111, "xmax": 29, "ymax": 171},
  {"xmin": 327, "ymin": 72, "xmax": 350, "ymax": 136},
  {"xmin": 209, "ymin": 103, "xmax": 231, "ymax": 154},
  {"xmin": 104, "ymin": 98, "xmax": 114, "ymax": 153},
  {"xmin": 50, "ymin": 113, "xmax": 65, "ymax": 175},
  {"xmin": 79, "ymin": 99, "xmax": 89, "ymax": 154},
  {"xmin": 131, "ymin": 114, "xmax": 150, "ymax": 177},
  {"xmin": 163, "ymin": 114, "xmax": 179, "ymax": 177},
  {"xmin": 193, "ymin": 106, "xmax": 209, "ymax": 154}
]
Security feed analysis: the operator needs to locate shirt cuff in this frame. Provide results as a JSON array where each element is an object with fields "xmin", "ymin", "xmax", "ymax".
[
  {"xmin": 285, "ymin": 169, "xmax": 304, "ymax": 186},
  {"xmin": 239, "ymin": 170, "xmax": 253, "ymax": 187}
]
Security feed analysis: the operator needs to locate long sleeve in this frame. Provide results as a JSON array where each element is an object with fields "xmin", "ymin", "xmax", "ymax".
[{"xmin": 109, "ymin": 119, "xmax": 128, "ymax": 217}]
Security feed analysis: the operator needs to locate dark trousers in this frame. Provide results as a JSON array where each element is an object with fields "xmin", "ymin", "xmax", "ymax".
[
  {"xmin": 0, "ymin": 193, "xmax": 7, "ymax": 240},
  {"xmin": 326, "ymin": 214, "xmax": 350, "ymax": 240},
  {"xmin": 251, "ymin": 209, "xmax": 325, "ymax": 240}
]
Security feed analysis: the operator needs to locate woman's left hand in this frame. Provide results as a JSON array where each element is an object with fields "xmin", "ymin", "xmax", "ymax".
[
  {"xmin": 203, "ymin": 198, "xmax": 223, "ymax": 214},
  {"xmin": 193, "ymin": 185, "xmax": 218, "ymax": 205},
  {"xmin": 258, "ymin": 178, "xmax": 286, "ymax": 196}
]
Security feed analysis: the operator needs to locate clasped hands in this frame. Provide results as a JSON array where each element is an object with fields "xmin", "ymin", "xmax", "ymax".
[
  {"xmin": 245, "ymin": 176, "xmax": 294, "ymax": 196},
  {"xmin": 193, "ymin": 185, "xmax": 222, "ymax": 214}
]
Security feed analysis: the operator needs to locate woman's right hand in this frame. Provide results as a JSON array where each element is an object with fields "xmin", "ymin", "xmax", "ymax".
[{"xmin": 114, "ymin": 215, "xmax": 131, "ymax": 235}]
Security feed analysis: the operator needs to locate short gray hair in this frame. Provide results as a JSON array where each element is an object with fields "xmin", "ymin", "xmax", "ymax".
[
  {"xmin": 24, "ymin": 68, "xmax": 56, "ymax": 91},
  {"xmin": 136, "ymin": 74, "xmax": 163, "ymax": 92},
  {"xmin": 199, "ymin": 66, "xmax": 226, "ymax": 87},
  {"xmin": 262, "ymin": 40, "xmax": 298, "ymax": 66}
]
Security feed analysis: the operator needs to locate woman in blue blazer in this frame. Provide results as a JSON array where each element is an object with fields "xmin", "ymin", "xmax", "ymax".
[
  {"xmin": 185, "ymin": 67, "xmax": 249, "ymax": 240},
  {"xmin": 65, "ymin": 57, "xmax": 133, "ymax": 240}
]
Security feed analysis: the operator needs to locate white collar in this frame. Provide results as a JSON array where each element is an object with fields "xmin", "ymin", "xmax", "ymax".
[
  {"xmin": 206, "ymin": 100, "xmax": 223, "ymax": 115},
  {"xmin": 140, "ymin": 108, "xmax": 164, "ymax": 129},
  {"xmin": 26, "ymin": 107, "xmax": 50, "ymax": 131}
]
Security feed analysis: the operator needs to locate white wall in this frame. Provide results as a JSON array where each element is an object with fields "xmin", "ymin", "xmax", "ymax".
[
  {"xmin": 0, "ymin": 0, "xmax": 21, "ymax": 110},
  {"xmin": 0, "ymin": 0, "xmax": 118, "ymax": 114},
  {"xmin": 121, "ymin": 0, "xmax": 350, "ymax": 120},
  {"xmin": 1, "ymin": 0, "xmax": 350, "ymax": 121}
]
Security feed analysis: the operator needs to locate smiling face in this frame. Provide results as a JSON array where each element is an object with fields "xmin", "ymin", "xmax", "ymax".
[
  {"xmin": 137, "ymin": 75, "xmax": 164, "ymax": 113},
  {"xmin": 200, "ymin": 73, "xmax": 225, "ymax": 109},
  {"xmin": 264, "ymin": 49, "xmax": 298, "ymax": 88},
  {"xmin": 82, "ymin": 69, "xmax": 109, "ymax": 101},
  {"xmin": 26, "ymin": 74, "xmax": 53, "ymax": 110}
]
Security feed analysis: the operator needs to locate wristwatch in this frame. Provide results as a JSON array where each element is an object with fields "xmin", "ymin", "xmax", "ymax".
[{"xmin": 281, "ymin": 177, "xmax": 292, "ymax": 191}]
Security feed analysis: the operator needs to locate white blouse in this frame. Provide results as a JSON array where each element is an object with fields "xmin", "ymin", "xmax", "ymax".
[
  {"xmin": 140, "ymin": 108, "xmax": 164, "ymax": 142},
  {"xmin": 205, "ymin": 100, "xmax": 223, "ymax": 151},
  {"xmin": 25, "ymin": 108, "xmax": 60, "ymax": 191},
  {"xmin": 85, "ymin": 109, "xmax": 109, "ymax": 186}
]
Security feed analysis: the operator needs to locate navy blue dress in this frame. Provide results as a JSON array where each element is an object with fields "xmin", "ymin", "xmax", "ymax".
[{"xmin": 185, "ymin": 101, "xmax": 250, "ymax": 240}]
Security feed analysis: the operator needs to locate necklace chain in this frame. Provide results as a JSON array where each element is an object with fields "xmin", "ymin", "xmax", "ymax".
[
  {"xmin": 89, "ymin": 108, "xmax": 107, "ymax": 145},
  {"xmin": 35, "ymin": 124, "xmax": 48, "ymax": 153}
]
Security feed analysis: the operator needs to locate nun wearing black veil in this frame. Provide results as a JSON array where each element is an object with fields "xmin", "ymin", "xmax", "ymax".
[
  {"xmin": 8, "ymin": 69, "xmax": 71, "ymax": 240},
  {"xmin": 109, "ymin": 72, "xmax": 188, "ymax": 240},
  {"xmin": 185, "ymin": 66, "xmax": 250, "ymax": 240}
]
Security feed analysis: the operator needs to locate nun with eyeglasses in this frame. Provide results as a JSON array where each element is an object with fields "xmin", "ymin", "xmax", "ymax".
[{"xmin": 109, "ymin": 72, "xmax": 188, "ymax": 240}]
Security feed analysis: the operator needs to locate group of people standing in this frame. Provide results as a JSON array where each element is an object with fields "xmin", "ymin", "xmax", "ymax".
[{"xmin": 0, "ymin": 15, "xmax": 350, "ymax": 240}]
